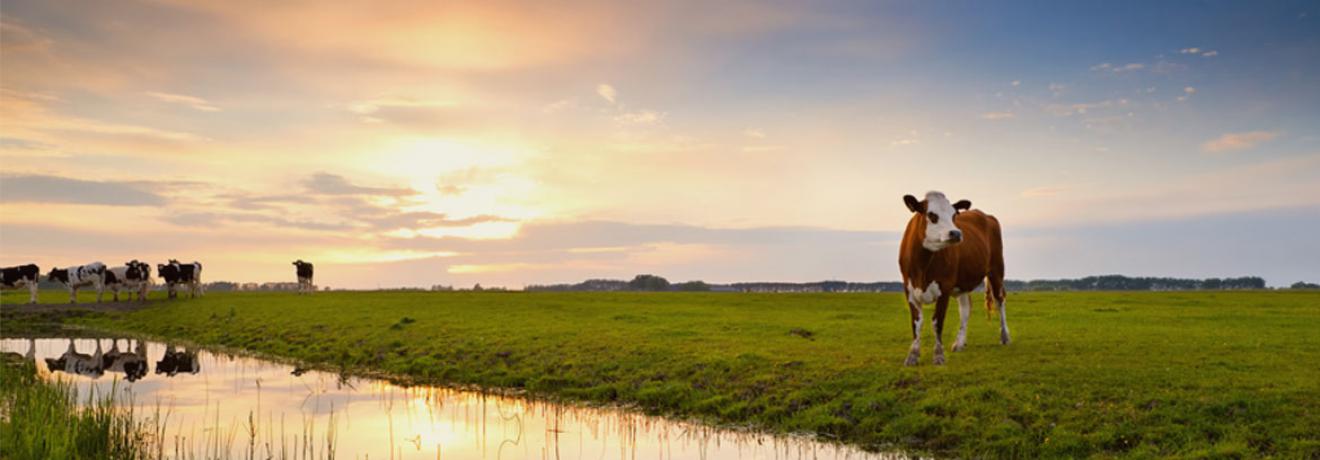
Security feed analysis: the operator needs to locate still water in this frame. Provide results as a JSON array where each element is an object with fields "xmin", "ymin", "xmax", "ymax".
[{"xmin": 1, "ymin": 337, "xmax": 904, "ymax": 460}]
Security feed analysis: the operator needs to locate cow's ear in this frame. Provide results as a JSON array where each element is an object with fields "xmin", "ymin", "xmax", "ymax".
[
  {"xmin": 953, "ymin": 200, "xmax": 972, "ymax": 211},
  {"xmin": 903, "ymin": 195, "xmax": 925, "ymax": 213}
]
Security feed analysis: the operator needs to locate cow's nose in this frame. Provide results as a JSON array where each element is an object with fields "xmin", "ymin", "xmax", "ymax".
[{"xmin": 948, "ymin": 230, "xmax": 962, "ymax": 242}]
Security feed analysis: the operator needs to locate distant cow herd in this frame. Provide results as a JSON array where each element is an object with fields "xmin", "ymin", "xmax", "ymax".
[{"xmin": 1, "ymin": 259, "xmax": 314, "ymax": 304}]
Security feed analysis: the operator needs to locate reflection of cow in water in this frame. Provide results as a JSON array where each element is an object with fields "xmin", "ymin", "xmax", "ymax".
[
  {"xmin": 156, "ymin": 345, "xmax": 200, "ymax": 376},
  {"xmin": 102, "ymin": 339, "xmax": 149, "ymax": 382},
  {"xmin": 45, "ymin": 339, "xmax": 106, "ymax": 378},
  {"xmin": 43, "ymin": 339, "xmax": 150, "ymax": 381},
  {"xmin": 1, "ymin": 338, "xmax": 37, "ymax": 365}
]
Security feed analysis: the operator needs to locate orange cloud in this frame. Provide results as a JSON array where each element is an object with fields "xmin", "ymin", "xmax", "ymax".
[{"xmin": 1201, "ymin": 131, "xmax": 1279, "ymax": 153}]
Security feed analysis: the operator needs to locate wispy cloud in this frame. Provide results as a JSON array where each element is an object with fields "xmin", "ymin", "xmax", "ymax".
[
  {"xmin": 596, "ymin": 84, "xmax": 617, "ymax": 104},
  {"xmin": 614, "ymin": 110, "xmax": 665, "ymax": 125},
  {"xmin": 0, "ymin": 174, "xmax": 166, "ymax": 206},
  {"xmin": 980, "ymin": 111, "xmax": 1015, "ymax": 120},
  {"xmin": 1201, "ymin": 131, "xmax": 1279, "ymax": 153},
  {"xmin": 1090, "ymin": 62, "xmax": 1144, "ymax": 73},
  {"xmin": 1177, "ymin": 86, "xmax": 1196, "ymax": 102},
  {"xmin": 302, "ymin": 173, "xmax": 416, "ymax": 197},
  {"xmin": 144, "ymin": 91, "xmax": 221, "ymax": 112}
]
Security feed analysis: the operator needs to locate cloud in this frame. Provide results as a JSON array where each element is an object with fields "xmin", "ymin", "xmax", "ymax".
[
  {"xmin": 614, "ymin": 110, "xmax": 665, "ymax": 125},
  {"xmin": 144, "ymin": 91, "xmax": 221, "ymax": 112},
  {"xmin": 1201, "ymin": 131, "xmax": 1279, "ymax": 153},
  {"xmin": 0, "ymin": 174, "xmax": 166, "ymax": 206},
  {"xmin": 596, "ymin": 84, "xmax": 617, "ymax": 104},
  {"xmin": 1011, "ymin": 80, "xmax": 1021, "ymax": 87},
  {"xmin": 743, "ymin": 128, "xmax": 765, "ymax": 138},
  {"xmin": 980, "ymin": 111, "xmax": 1015, "ymax": 120},
  {"xmin": 0, "ymin": 137, "xmax": 55, "ymax": 151},
  {"xmin": 1177, "ymin": 86, "xmax": 1196, "ymax": 102},
  {"xmin": 1090, "ymin": 62, "xmax": 1144, "ymax": 73},
  {"xmin": 302, "ymin": 173, "xmax": 416, "ymax": 196},
  {"xmin": 1044, "ymin": 98, "xmax": 1127, "ymax": 116},
  {"xmin": 163, "ymin": 212, "xmax": 353, "ymax": 232},
  {"xmin": 1177, "ymin": 47, "xmax": 1217, "ymax": 57},
  {"xmin": 1048, "ymin": 83, "xmax": 1066, "ymax": 97}
]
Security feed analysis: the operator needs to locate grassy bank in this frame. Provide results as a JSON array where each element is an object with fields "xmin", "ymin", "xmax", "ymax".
[
  {"xmin": 0, "ymin": 357, "xmax": 150, "ymax": 460},
  {"xmin": 19, "ymin": 290, "xmax": 1318, "ymax": 457}
]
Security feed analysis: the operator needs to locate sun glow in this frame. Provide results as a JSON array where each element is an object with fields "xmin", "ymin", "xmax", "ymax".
[{"xmin": 369, "ymin": 137, "xmax": 545, "ymax": 237}]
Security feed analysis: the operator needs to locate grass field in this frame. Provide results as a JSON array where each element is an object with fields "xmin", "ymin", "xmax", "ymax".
[
  {"xmin": 4, "ymin": 289, "xmax": 1319, "ymax": 458},
  {"xmin": 0, "ymin": 356, "xmax": 151, "ymax": 460}
]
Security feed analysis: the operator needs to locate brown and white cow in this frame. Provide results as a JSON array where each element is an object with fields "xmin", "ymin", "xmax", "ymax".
[{"xmin": 898, "ymin": 191, "xmax": 1009, "ymax": 366}]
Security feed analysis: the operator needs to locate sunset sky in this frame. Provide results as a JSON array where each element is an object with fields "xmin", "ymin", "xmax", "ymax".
[{"xmin": 2, "ymin": 1, "xmax": 1318, "ymax": 288}]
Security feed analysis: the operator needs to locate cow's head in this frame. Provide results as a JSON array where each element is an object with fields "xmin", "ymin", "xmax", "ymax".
[
  {"xmin": 903, "ymin": 191, "xmax": 971, "ymax": 252},
  {"xmin": 47, "ymin": 267, "xmax": 69, "ymax": 283}
]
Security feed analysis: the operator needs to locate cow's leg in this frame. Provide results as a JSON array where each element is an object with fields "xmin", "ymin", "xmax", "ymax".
[
  {"xmin": 998, "ymin": 297, "xmax": 1011, "ymax": 345},
  {"xmin": 28, "ymin": 281, "xmax": 39, "ymax": 304},
  {"xmin": 932, "ymin": 295, "xmax": 951, "ymax": 365},
  {"xmin": 987, "ymin": 276, "xmax": 1010, "ymax": 345},
  {"xmin": 953, "ymin": 293, "xmax": 971, "ymax": 351},
  {"xmin": 904, "ymin": 298, "xmax": 923, "ymax": 366},
  {"xmin": 69, "ymin": 287, "xmax": 78, "ymax": 304}
]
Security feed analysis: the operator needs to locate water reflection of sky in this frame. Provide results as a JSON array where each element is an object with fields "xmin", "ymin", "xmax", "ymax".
[{"xmin": 1, "ymin": 338, "xmax": 905, "ymax": 460}]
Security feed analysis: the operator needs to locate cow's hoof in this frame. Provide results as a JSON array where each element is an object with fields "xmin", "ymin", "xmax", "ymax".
[
  {"xmin": 904, "ymin": 352, "xmax": 920, "ymax": 366},
  {"xmin": 952, "ymin": 341, "xmax": 966, "ymax": 352},
  {"xmin": 1000, "ymin": 333, "xmax": 1011, "ymax": 345},
  {"xmin": 933, "ymin": 350, "xmax": 946, "ymax": 365}
]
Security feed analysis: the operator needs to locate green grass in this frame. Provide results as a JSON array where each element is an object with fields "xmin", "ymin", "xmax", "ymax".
[
  {"xmin": 0, "ymin": 357, "xmax": 150, "ymax": 460},
  {"xmin": 8, "ymin": 289, "xmax": 1319, "ymax": 458}
]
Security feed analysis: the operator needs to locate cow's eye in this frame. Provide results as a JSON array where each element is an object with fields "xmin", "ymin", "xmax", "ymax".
[{"xmin": 927, "ymin": 212, "xmax": 939, "ymax": 224}]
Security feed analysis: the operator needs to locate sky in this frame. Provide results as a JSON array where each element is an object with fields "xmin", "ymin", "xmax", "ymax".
[{"xmin": 2, "ymin": 1, "xmax": 1318, "ymax": 288}]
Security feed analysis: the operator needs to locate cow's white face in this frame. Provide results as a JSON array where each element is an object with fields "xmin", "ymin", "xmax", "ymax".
[{"xmin": 905, "ymin": 191, "xmax": 970, "ymax": 252}]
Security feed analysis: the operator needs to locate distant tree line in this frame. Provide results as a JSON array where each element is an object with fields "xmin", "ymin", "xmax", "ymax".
[
  {"xmin": 1003, "ymin": 275, "xmax": 1266, "ymax": 291},
  {"xmin": 526, "ymin": 274, "xmax": 1288, "ymax": 292}
]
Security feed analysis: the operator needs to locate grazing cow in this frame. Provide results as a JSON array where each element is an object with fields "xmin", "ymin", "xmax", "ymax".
[
  {"xmin": 103, "ymin": 261, "xmax": 151, "ymax": 302},
  {"xmin": 48, "ymin": 262, "xmax": 107, "ymax": 303},
  {"xmin": 169, "ymin": 259, "xmax": 204, "ymax": 298},
  {"xmin": 898, "ymin": 191, "xmax": 1009, "ymax": 366},
  {"xmin": 157, "ymin": 263, "xmax": 181, "ymax": 299},
  {"xmin": 1, "ymin": 264, "xmax": 41, "ymax": 304},
  {"xmin": 292, "ymin": 260, "xmax": 314, "ymax": 294}
]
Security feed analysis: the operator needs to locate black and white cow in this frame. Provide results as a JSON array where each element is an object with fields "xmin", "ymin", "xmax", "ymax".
[
  {"xmin": 104, "ymin": 260, "xmax": 151, "ymax": 302},
  {"xmin": 292, "ymin": 260, "xmax": 314, "ymax": 294},
  {"xmin": 170, "ymin": 259, "xmax": 204, "ymax": 298},
  {"xmin": 47, "ymin": 262, "xmax": 106, "ymax": 303},
  {"xmin": 157, "ymin": 263, "xmax": 181, "ymax": 299},
  {"xmin": 1, "ymin": 264, "xmax": 41, "ymax": 304}
]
